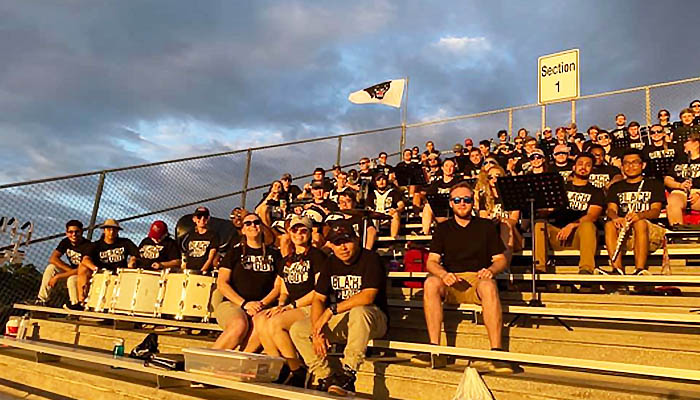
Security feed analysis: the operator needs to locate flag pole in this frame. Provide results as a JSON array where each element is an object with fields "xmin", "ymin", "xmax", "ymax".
[{"xmin": 400, "ymin": 76, "xmax": 409, "ymax": 153}]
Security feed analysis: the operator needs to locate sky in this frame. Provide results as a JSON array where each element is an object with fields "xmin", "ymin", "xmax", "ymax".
[{"xmin": 1, "ymin": 0, "xmax": 700, "ymax": 185}]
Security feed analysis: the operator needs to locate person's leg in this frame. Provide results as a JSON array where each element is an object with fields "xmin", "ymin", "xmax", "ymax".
[
  {"xmin": 422, "ymin": 275, "xmax": 446, "ymax": 345},
  {"xmin": 571, "ymin": 221, "xmax": 597, "ymax": 273},
  {"xmin": 633, "ymin": 220, "xmax": 649, "ymax": 271},
  {"xmin": 342, "ymin": 305, "xmax": 388, "ymax": 372},
  {"xmin": 66, "ymin": 275, "xmax": 79, "ymax": 305},
  {"xmin": 533, "ymin": 221, "xmax": 547, "ymax": 272},
  {"xmin": 476, "ymin": 279, "xmax": 502, "ymax": 349},
  {"xmin": 364, "ymin": 226, "xmax": 377, "ymax": 250},
  {"xmin": 212, "ymin": 302, "xmax": 249, "ymax": 350},
  {"xmin": 390, "ymin": 211, "xmax": 401, "ymax": 238},
  {"xmin": 667, "ymin": 192, "xmax": 687, "ymax": 226},
  {"xmin": 290, "ymin": 317, "xmax": 332, "ymax": 382},
  {"xmin": 76, "ymin": 265, "xmax": 93, "ymax": 303},
  {"xmin": 37, "ymin": 264, "xmax": 59, "ymax": 302},
  {"xmin": 267, "ymin": 308, "xmax": 307, "ymax": 370},
  {"xmin": 247, "ymin": 312, "xmax": 271, "ymax": 353},
  {"xmin": 499, "ymin": 221, "xmax": 514, "ymax": 268},
  {"xmin": 604, "ymin": 220, "xmax": 623, "ymax": 271},
  {"xmin": 421, "ymin": 202, "xmax": 434, "ymax": 235}
]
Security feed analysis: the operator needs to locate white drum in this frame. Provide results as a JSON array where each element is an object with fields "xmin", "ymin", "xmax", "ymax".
[
  {"xmin": 110, "ymin": 268, "xmax": 163, "ymax": 316},
  {"xmin": 85, "ymin": 270, "xmax": 116, "ymax": 312},
  {"xmin": 158, "ymin": 269, "xmax": 215, "ymax": 321}
]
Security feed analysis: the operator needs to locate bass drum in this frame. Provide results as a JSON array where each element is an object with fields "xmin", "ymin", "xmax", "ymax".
[
  {"xmin": 302, "ymin": 205, "xmax": 328, "ymax": 226},
  {"xmin": 85, "ymin": 269, "xmax": 116, "ymax": 313},
  {"xmin": 158, "ymin": 269, "xmax": 215, "ymax": 321},
  {"xmin": 110, "ymin": 268, "xmax": 163, "ymax": 317}
]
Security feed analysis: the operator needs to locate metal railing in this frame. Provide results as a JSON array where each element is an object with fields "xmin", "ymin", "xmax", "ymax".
[{"xmin": 2, "ymin": 75, "xmax": 699, "ymax": 268}]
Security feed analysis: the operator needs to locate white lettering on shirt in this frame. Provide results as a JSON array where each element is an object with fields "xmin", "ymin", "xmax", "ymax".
[
  {"xmin": 140, "ymin": 244, "xmax": 164, "ymax": 260},
  {"xmin": 99, "ymin": 247, "xmax": 125, "ymax": 263},
  {"xmin": 66, "ymin": 248, "xmax": 83, "ymax": 266},
  {"xmin": 567, "ymin": 191, "xmax": 591, "ymax": 211},
  {"xmin": 188, "ymin": 240, "xmax": 210, "ymax": 258},
  {"xmin": 617, "ymin": 191, "xmax": 652, "ymax": 214},
  {"xmin": 284, "ymin": 260, "xmax": 310, "ymax": 284},
  {"xmin": 331, "ymin": 274, "xmax": 362, "ymax": 300},
  {"xmin": 242, "ymin": 254, "xmax": 275, "ymax": 272}
]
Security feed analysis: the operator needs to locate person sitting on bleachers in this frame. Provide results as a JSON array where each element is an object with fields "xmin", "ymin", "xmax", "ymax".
[
  {"xmin": 303, "ymin": 168, "xmax": 333, "ymax": 196},
  {"xmin": 642, "ymin": 123, "xmax": 682, "ymax": 180},
  {"xmin": 290, "ymin": 224, "xmax": 388, "ymax": 396},
  {"xmin": 412, "ymin": 181, "xmax": 513, "ymax": 373},
  {"xmin": 604, "ymin": 149, "xmax": 666, "ymax": 275},
  {"xmin": 280, "ymin": 173, "xmax": 302, "ymax": 203},
  {"xmin": 666, "ymin": 132, "xmax": 700, "ymax": 226},
  {"xmin": 479, "ymin": 139, "xmax": 492, "ymax": 159},
  {"xmin": 421, "ymin": 158, "xmax": 460, "ymax": 235},
  {"xmin": 324, "ymin": 190, "xmax": 377, "ymax": 250},
  {"xmin": 691, "ymin": 100, "xmax": 700, "ymax": 123},
  {"xmin": 550, "ymin": 144, "xmax": 574, "ymax": 180},
  {"xmin": 610, "ymin": 113, "xmax": 628, "ymax": 147},
  {"xmin": 30, "ymin": 219, "xmax": 89, "ymax": 309},
  {"xmin": 451, "ymin": 143, "xmax": 470, "ymax": 173},
  {"xmin": 256, "ymin": 180, "xmax": 287, "ymax": 227},
  {"xmin": 512, "ymin": 136, "xmax": 539, "ymax": 174},
  {"xmin": 582, "ymin": 125, "xmax": 599, "ymax": 153},
  {"xmin": 328, "ymin": 170, "xmax": 350, "ymax": 204},
  {"xmin": 496, "ymin": 129, "xmax": 509, "ymax": 146},
  {"xmin": 595, "ymin": 130, "xmax": 622, "ymax": 168},
  {"xmin": 474, "ymin": 165, "xmax": 521, "ymax": 265},
  {"xmin": 181, "ymin": 207, "xmax": 219, "ymax": 272},
  {"xmin": 411, "ymin": 146, "xmax": 421, "ymax": 163},
  {"xmin": 213, "ymin": 213, "xmax": 282, "ymax": 352},
  {"xmin": 516, "ymin": 127, "xmax": 528, "ymax": 140},
  {"xmin": 588, "ymin": 144, "xmax": 623, "ymax": 192},
  {"xmin": 366, "ymin": 173, "xmax": 405, "ymax": 239},
  {"xmin": 394, "ymin": 148, "xmax": 422, "ymax": 200},
  {"xmin": 534, "ymin": 153, "xmax": 604, "ymax": 274},
  {"xmin": 77, "ymin": 219, "xmax": 138, "ymax": 306},
  {"xmin": 375, "ymin": 151, "xmax": 394, "ymax": 178},
  {"xmin": 424, "ymin": 153, "xmax": 442, "ymax": 183},
  {"xmin": 423, "ymin": 141, "xmax": 439, "ymax": 158},
  {"xmin": 539, "ymin": 127, "xmax": 556, "ymax": 157},
  {"xmin": 657, "ymin": 109, "xmax": 673, "ymax": 136},
  {"xmin": 494, "ymin": 143, "xmax": 515, "ymax": 169},
  {"xmin": 465, "ymin": 147, "xmax": 483, "ymax": 177},
  {"xmin": 626, "ymin": 121, "xmax": 645, "ymax": 150},
  {"xmin": 137, "ymin": 220, "xmax": 180, "ymax": 270},
  {"xmin": 256, "ymin": 215, "xmax": 324, "ymax": 387},
  {"xmin": 673, "ymin": 108, "xmax": 696, "ymax": 144},
  {"xmin": 463, "ymin": 138, "xmax": 474, "ymax": 154}
]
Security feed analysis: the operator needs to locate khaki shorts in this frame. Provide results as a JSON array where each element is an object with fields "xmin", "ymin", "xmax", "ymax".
[
  {"xmin": 625, "ymin": 220, "xmax": 666, "ymax": 252},
  {"xmin": 297, "ymin": 304, "xmax": 312, "ymax": 317},
  {"xmin": 213, "ymin": 301, "xmax": 248, "ymax": 329},
  {"xmin": 444, "ymin": 272, "xmax": 482, "ymax": 305}
]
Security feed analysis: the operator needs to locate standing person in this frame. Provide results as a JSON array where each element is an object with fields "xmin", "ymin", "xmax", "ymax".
[
  {"xmin": 77, "ymin": 219, "xmax": 138, "ymax": 305},
  {"xmin": 604, "ymin": 149, "xmax": 666, "ymax": 275},
  {"xmin": 534, "ymin": 153, "xmax": 604, "ymax": 274},
  {"xmin": 137, "ymin": 220, "xmax": 180, "ymax": 270},
  {"xmin": 280, "ymin": 173, "xmax": 303, "ymax": 203},
  {"xmin": 412, "ymin": 182, "xmax": 512, "ymax": 373},
  {"xmin": 588, "ymin": 144, "xmax": 623, "ymax": 191},
  {"xmin": 611, "ymin": 113, "xmax": 628, "ymax": 147},
  {"xmin": 30, "ymin": 220, "xmax": 89, "ymax": 309},
  {"xmin": 213, "ymin": 213, "xmax": 281, "ymax": 351},
  {"xmin": 366, "ymin": 173, "xmax": 405, "ymax": 239},
  {"xmin": 290, "ymin": 225, "xmax": 388, "ymax": 396},
  {"xmin": 258, "ymin": 216, "xmax": 325, "ymax": 387},
  {"xmin": 451, "ymin": 144, "xmax": 469, "ymax": 173},
  {"xmin": 182, "ymin": 206, "xmax": 219, "ymax": 272},
  {"xmin": 666, "ymin": 133, "xmax": 700, "ymax": 226},
  {"xmin": 673, "ymin": 108, "xmax": 696, "ymax": 144}
]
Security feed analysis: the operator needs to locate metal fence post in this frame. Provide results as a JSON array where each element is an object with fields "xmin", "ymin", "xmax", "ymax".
[
  {"xmin": 400, "ymin": 124, "xmax": 407, "ymax": 154},
  {"xmin": 336, "ymin": 136, "xmax": 343, "ymax": 166},
  {"xmin": 645, "ymin": 87, "xmax": 652, "ymax": 126},
  {"xmin": 571, "ymin": 100, "xmax": 576, "ymax": 124},
  {"xmin": 87, "ymin": 171, "xmax": 106, "ymax": 240},
  {"xmin": 541, "ymin": 105, "xmax": 546, "ymax": 131},
  {"xmin": 241, "ymin": 149, "xmax": 253, "ymax": 209},
  {"xmin": 507, "ymin": 109, "xmax": 513, "ymax": 138}
]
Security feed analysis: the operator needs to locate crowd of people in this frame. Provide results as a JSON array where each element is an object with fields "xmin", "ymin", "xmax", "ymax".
[{"xmin": 27, "ymin": 99, "xmax": 700, "ymax": 396}]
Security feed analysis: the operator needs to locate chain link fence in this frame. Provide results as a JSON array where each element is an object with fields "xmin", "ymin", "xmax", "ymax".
[{"xmin": 0, "ymin": 76, "xmax": 699, "ymax": 320}]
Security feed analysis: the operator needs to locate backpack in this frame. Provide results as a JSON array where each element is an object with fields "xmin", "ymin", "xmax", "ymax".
[{"xmin": 402, "ymin": 246, "xmax": 428, "ymax": 288}]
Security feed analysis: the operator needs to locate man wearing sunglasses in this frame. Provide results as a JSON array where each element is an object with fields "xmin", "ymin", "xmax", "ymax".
[
  {"xmin": 642, "ymin": 124, "xmax": 682, "ymax": 180},
  {"xmin": 181, "ymin": 206, "xmax": 219, "ymax": 272},
  {"xmin": 610, "ymin": 113, "xmax": 628, "ymax": 148},
  {"xmin": 535, "ymin": 153, "xmax": 604, "ymax": 274},
  {"xmin": 690, "ymin": 100, "xmax": 700, "ymax": 123},
  {"xmin": 513, "ymin": 137, "xmax": 540, "ymax": 175},
  {"xmin": 550, "ymin": 144, "xmax": 574, "ymax": 180},
  {"xmin": 595, "ymin": 130, "xmax": 623, "ymax": 169},
  {"xmin": 30, "ymin": 220, "xmax": 90, "ymax": 308},
  {"xmin": 539, "ymin": 126, "xmax": 556, "ymax": 157},
  {"xmin": 666, "ymin": 133, "xmax": 700, "ymax": 226},
  {"xmin": 413, "ymin": 181, "xmax": 512, "ymax": 373}
]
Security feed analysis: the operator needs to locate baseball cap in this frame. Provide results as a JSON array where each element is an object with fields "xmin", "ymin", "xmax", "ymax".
[
  {"xmin": 464, "ymin": 138, "xmax": 473, "ymax": 146},
  {"xmin": 529, "ymin": 149, "xmax": 545, "ymax": 158},
  {"xmin": 281, "ymin": 173, "xmax": 292, "ymax": 181},
  {"xmin": 544, "ymin": 126, "xmax": 552, "ymax": 132},
  {"xmin": 193, "ymin": 206, "xmax": 210, "ymax": 218},
  {"xmin": 100, "ymin": 218, "xmax": 122, "ymax": 230},
  {"xmin": 326, "ymin": 223, "xmax": 358, "ymax": 245},
  {"xmin": 311, "ymin": 180, "xmax": 325, "ymax": 190},
  {"xmin": 453, "ymin": 143, "xmax": 463, "ymax": 152},
  {"xmin": 553, "ymin": 144, "xmax": 570, "ymax": 154},
  {"xmin": 289, "ymin": 215, "xmax": 312, "ymax": 231},
  {"xmin": 148, "ymin": 220, "xmax": 167, "ymax": 241},
  {"xmin": 374, "ymin": 172, "xmax": 388, "ymax": 181}
]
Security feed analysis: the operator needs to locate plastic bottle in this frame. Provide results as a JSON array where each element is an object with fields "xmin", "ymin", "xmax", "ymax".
[
  {"xmin": 113, "ymin": 338, "xmax": 125, "ymax": 358},
  {"xmin": 16, "ymin": 315, "xmax": 29, "ymax": 340}
]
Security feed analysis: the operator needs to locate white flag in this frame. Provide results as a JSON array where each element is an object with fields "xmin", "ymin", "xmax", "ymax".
[{"xmin": 348, "ymin": 79, "xmax": 405, "ymax": 108}]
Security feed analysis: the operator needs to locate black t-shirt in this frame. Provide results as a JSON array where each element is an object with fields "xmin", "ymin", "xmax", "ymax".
[
  {"xmin": 427, "ymin": 177, "xmax": 457, "ymax": 195},
  {"xmin": 606, "ymin": 179, "xmax": 666, "ymax": 217},
  {"xmin": 551, "ymin": 160, "xmax": 574, "ymax": 180},
  {"xmin": 221, "ymin": 244, "xmax": 281, "ymax": 302},
  {"xmin": 55, "ymin": 237, "xmax": 91, "ymax": 268},
  {"xmin": 278, "ymin": 247, "xmax": 326, "ymax": 303},
  {"xmin": 328, "ymin": 187, "xmax": 349, "ymax": 204},
  {"xmin": 283, "ymin": 185, "xmax": 303, "ymax": 203},
  {"xmin": 394, "ymin": 161, "xmax": 422, "ymax": 186},
  {"xmin": 477, "ymin": 195, "xmax": 510, "ymax": 220},
  {"xmin": 589, "ymin": 164, "xmax": 621, "ymax": 189},
  {"xmin": 374, "ymin": 163, "xmax": 394, "ymax": 177},
  {"xmin": 452, "ymin": 155, "xmax": 471, "ymax": 173},
  {"xmin": 671, "ymin": 155, "xmax": 700, "ymax": 188},
  {"xmin": 610, "ymin": 127, "xmax": 627, "ymax": 147},
  {"xmin": 628, "ymin": 136, "xmax": 645, "ymax": 150},
  {"xmin": 89, "ymin": 237, "xmax": 139, "ymax": 271},
  {"xmin": 138, "ymin": 236, "xmax": 180, "ymax": 268},
  {"xmin": 315, "ymin": 249, "xmax": 387, "ymax": 314},
  {"xmin": 430, "ymin": 217, "xmax": 505, "ymax": 273},
  {"xmin": 642, "ymin": 143, "xmax": 681, "ymax": 179},
  {"xmin": 366, "ymin": 187, "xmax": 403, "ymax": 213},
  {"xmin": 183, "ymin": 230, "xmax": 219, "ymax": 270},
  {"xmin": 550, "ymin": 182, "xmax": 605, "ymax": 228}
]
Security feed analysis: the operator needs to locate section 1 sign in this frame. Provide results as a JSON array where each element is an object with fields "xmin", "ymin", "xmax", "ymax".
[{"xmin": 538, "ymin": 49, "xmax": 580, "ymax": 104}]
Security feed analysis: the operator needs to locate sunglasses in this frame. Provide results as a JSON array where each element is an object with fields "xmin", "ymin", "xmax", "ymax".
[
  {"xmin": 514, "ymin": 141, "xmax": 523, "ymax": 145},
  {"xmin": 554, "ymin": 152, "xmax": 568, "ymax": 156},
  {"xmin": 597, "ymin": 135, "xmax": 610, "ymax": 140},
  {"xmin": 692, "ymin": 104, "xmax": 700, "ymax": 108},
  {"xmin": 651, "ymin": 129, "xmax": 664, "ymax": 134},
  {"xmin": 359, "ymin": 161, "xmax": 369, "ymax": 165},
  {"xmin": 66, "ymin": 229, "xmax": 82, "ymax": 234},
  {"xmin": 530, "ymin": 155, "xmax": 544, "ymax": 160},
  {"xmin": 450, "ymin": 196, "xmax": 474, "ymax": 204},
  {"xmin": 484, "ymin": 160, "xmax": 497, "ymax": 165},
  {"xmin": 290, "ymin": 226, "xmax": 309, "ymax": 234},
  {"xmin": 243, "ymin": 220, "xmax": 262, "ymax": 227},
  {"xmin": 194, "ymin": 215, "xmax": 209, "ymax": 220},
  {"xmin": 488, "ymin": 175, "xmax": 501, "ymax": 180}
]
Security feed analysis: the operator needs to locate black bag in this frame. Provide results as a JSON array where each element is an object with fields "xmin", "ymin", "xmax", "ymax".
[
  {"xmin": 130, "ymin": 333, "xmax": 159, "ymax": 360},
  {"xmin": 145, "ymin": 353, "xmax": 185, "ymax": 371}
]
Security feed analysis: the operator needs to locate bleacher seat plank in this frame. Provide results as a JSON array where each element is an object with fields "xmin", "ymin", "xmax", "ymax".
[
  {"xmin": 387, "ymin": 271, "xmax": 700, "ymax": 284},
  {"xmin": 368, "ymin": 339, "xmax": 700, "ymax": 382},
  {"xmin": 0, "ymin": 337, "xmax": 352, "ymax": 399}
]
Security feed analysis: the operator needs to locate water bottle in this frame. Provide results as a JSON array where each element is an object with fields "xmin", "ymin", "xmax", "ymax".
[
  {"xmin": 16, "ymin": 315, "xmax": 29, "ymax": 340},
  {"xmin": 113, "ymin": 338, "xmax": 125, "ymax": 358}
]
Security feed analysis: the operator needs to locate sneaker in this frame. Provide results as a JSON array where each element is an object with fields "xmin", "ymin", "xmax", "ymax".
[
  {"xmin": 22, "ymin": 299, "xmax": 46, "ymax": 306},
  {"xmin": 274, "ymin": 364, "xmax": 291, "ymax": 384},
  {"xmin": 286, "ymin": 367, "xmax": 308, "ymax": 388},
  {"xmin": 472, "ymin": 359, "xmax": 515, "ymax": 374},
  {"xmin": 63, "ymin": 302, "xmax": 83, "ymax": 311},
  {"xmin": 632, "ymin": 269, "xmax": 651, "ymax": 276},
  {"xmin": 326, "ymin": 367, "xmax": 356, "ymax": 397},
  {"xmin": 578, "ymin": 269, "xmax": 593, "ymax": 275},
  {"xmin": 594, "ymin": 266, "xmax": 624, "ymax": 275},
  {"xmin": 410, "ymin": 353, "xmax": 432, "ymax": 366}
]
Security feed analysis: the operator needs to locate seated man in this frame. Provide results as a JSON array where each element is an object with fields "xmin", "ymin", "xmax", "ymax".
[
  {"xmin": 324, "ymin": 190, "xmax": 377, "ymax": 250},
  {"xmin": 374, "ymin": 151, "xmax": 394, "ymax": 178},
  {"xmin": 534, "ymin": 153, "xmax": 604, "ymax": 274},
  {"xmin": 31, "ymin": 220, "xmax": 90, "ymax": 309},
  {"xmin": 290, "ymin": 224, "xmax": 388, "ymax": 396},
  {"xmin": 412, "ymin": 182, "xmax": 512, "ymax": 373},
  {"xmin": 421, "ymin": 158, "xmax": 459, "ymax": 235},
  {"xmin": 78, "ymin": 219, "xmax": 138, "ymax": 305},
  {"xmin": 304, "ymin": 180, "xmax": 340, "ymax": 247},
  {"xmin": 328, "ymin": 170, "xmax": 351, "ymax": 204},
  {"xmin": 642, "ymin": 124, "xmax": 682, "ymax": 180},
  {"xmin": 550, "ymin": 144, "xmax": 574, "ymax": 179},
  {"xmin": 137, "ymin": 220, "xmax": 180, "ymax": 270},
  {"xmin": 604, "ymin": 149, "xmax": 666, "ymax": 275},
  {"xmin": 588, "ymin": 144, "xmax": 623, "ymax": 192},
  {"xmin": 301, "ymin": 168, "xmax": 333, "ymax": 198},
  {"xmin": 366, "ymin": 173, "xmax": 405, "ymax": 238},
  {"xmin": 280, "ymin": 173, "xmax": 303, "ymax": 203},
  {"xmin": 666, "ymin": 132, "xmax": 700, "ymax": 226},
  {"xmin": 182, "ymin": 206, "xmax": 219, "ymax": 272}
]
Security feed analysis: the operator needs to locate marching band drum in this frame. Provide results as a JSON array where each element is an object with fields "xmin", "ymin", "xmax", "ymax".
[{"xmin": 84, "ymin": 267, "xmax": 217, "ymax": 322}]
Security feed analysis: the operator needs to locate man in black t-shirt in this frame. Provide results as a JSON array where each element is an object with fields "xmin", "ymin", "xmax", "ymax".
[
  {"xmin": 290, "ymin": 225, "xmax": 387, "ymax": 395},
  {"xmin": 550, "ymin": 144, "xmax": 574, "ymax": 180},
  {"xmin": 137, "ymin": 220, "xmax": 180, "ymax": 270},
  {"xmin": 366, "ymin": 173, "xmax": 405, "ymax": 238},
  {"xmin": 534, "ymin": 153, "xmax": 604, "ymax": 274},
  {"xmin": 604, "ymin": 149, "xmax": 666, "ymax": 275},
  {"xmin": 588, "ymin": 144, "xmax": 623, "ymax": 191},
  {"xmin": 77, "ymin": 218, "xmax": 138, "ymax": 305},
  {"xmin": 280, "ymin": 173, "xmax": 303, "ymax": 203},
  {"xmin": 324, "ymin": 190, "xmax": 377, "ymax": 250},
  {"xmin": 451, "ymin": 143, "xmax": 470, "ymax": 173},
  {"xmin": 32, "ymin": 220, "xmax": 90, "ymax": 308},
  {"xmin": 666, "ymin": 132, "xmax": 700, "ymax": 226},
  {"xmin": 421, "ymin": 158, "xmax": 460, "ymax": 235},
  {"xmin": 642, "ymin": 124, "xmax": 682, "ymax": 180},
  {"xmin": 374, "ymin": 152, "xmax": 394, "ymax": 178},
  {"xmin": 412, "ymin": 181, "xmax": 512, "ymax": 373},
  {"xmin": 182, "ymin": 206, "xmax": 219, "ymax": 272}
]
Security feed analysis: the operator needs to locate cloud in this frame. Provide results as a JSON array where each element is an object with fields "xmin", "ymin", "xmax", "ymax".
[{"xmin": 433, "ymin": 36, "xmax": 491, "ymax": 55}]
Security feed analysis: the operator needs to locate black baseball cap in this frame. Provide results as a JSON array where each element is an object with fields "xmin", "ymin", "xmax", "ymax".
[
  {"xmin": 326, "ymin": 223, "xmax": 357, "ymax": 245},
  {"xmin": 311, "ymin": 180, "xmax": 325, "ymax": 190},
  {"xmin": 193, "ymin": 206, "xmax": 210, "ymax": 217}
]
